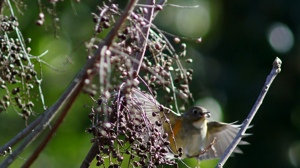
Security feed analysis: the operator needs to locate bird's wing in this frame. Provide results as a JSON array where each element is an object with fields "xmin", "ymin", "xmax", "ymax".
[
  {"xmin": 125, "ymin": 87, "xmax": 180, "ymax": 122},
  {"xmin": 130, "ymin": 88, "xmax": 162, "ymax": 120},
  {"xmin": 121, "ymin": 87, "xmax": 164, "ymax": 128},
  {"xmin": 199, "ymin": 121, "xmax": 249, "ymax": 160},
  {"xmin": 123, "ymin": 88, "xmax": 188, "ymax": 159}
]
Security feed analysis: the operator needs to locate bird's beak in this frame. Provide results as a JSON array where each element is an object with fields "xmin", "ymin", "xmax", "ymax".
[{"xmin": 204, "ymin": 111, "xmax": 211, "ymax": 118}]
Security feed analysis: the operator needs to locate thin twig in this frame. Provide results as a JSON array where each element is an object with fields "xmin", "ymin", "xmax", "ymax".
[
  {"xmin": 164, "ymin": 4, "xmax": 199, "ymax": 8},
  {"xmin": 216, "ymin": 57, "xmax": 282, "ymax": 168},
  {"xmin": 132, "ymin": 0, "xmax": 155, "ymax": 75},
  {"xmin": 188, "ymin": 137, "xmax": 218, "ymax": 158}
]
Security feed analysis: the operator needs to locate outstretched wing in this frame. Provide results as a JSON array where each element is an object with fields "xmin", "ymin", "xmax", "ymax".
[
  {"xmin": 199, "ymin": 121, "xmax": 249, "ymax": 160},
  {"xmin": 122, "ymin": 87, "xmax": 182, "ymax": 159},
  {"xmin": 128, "ymin": 88, "xmax": 163, "ymax": 123}
]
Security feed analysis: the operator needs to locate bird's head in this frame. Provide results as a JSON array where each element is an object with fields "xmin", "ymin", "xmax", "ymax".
[{"xmin": 182, "ymin": 106, "xmax": 211, "ymax": 122}]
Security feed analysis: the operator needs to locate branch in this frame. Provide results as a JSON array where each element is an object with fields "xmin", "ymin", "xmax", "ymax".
[
  {"xmin": 216, "ymin": 57, "xmax": 282, "ymax": 168},
  {"xmin": 21, "ymin": 90, "xmax": 78, "ymax": 168},
  {"xmin": 80, "ymin": 142, "xmax": 99, "ymax": 168},
  {"xmin": 0, "ymin": 114, "xmax": 43, "ymax": 155},
  {"xmin": 0, "ymin": 66, "xmax": 84, "ymax": 167}
]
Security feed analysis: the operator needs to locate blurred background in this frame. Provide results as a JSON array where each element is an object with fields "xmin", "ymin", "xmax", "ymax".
[{"xmin": 0, "ymin": 0, "xmax": 299, "ymax": 167}]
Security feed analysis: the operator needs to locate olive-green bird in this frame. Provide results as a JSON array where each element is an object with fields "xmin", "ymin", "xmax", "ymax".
[{"xmin": 125, "ymin": 87, "xmax": 249, "ymax": 160}]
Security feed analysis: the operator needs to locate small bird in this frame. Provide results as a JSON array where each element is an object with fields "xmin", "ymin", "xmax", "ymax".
[{"xmin": 126, "ymin": 87, "xmax": 249, "ymax": 160}]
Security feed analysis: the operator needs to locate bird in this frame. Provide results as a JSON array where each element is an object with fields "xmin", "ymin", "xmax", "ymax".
[{"xmin": 124, "ymin": 87, "xmax": 249, "ymax": 160}]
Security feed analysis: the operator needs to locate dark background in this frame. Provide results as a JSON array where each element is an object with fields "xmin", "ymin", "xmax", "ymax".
[{"xmin": 0, "ymin": 0, "xmax": 299, "ymax": 167}]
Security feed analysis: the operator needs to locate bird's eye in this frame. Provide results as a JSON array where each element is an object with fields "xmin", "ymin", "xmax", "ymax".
[{"xmin": 192, "ymin": 109, "xmax": 198, "ymax": 114}]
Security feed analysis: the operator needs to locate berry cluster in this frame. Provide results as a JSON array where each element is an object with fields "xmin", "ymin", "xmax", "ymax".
[
  {"xmin": 83, "ymin": 1, "xmax": 196, "ymax": 167},
  {"xmin": 0, "ymin": 15, "xmax": 40, "ymax": 118},
  {"xmin": 86, "ymin": 87, "xmax": 177, "ymax": 167}
]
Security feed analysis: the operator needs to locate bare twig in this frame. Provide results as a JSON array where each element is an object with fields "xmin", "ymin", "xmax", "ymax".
[
  {"xmin": 188, "ymin": 137, "xmax": 218, "ymax": 158},
  {"xmin": 216, "ymin": 57, "xmax": 282, "ymax": 168},
  {"xmin": 164, "ymin": 4, "xmax": 199, "ymax": 8},
  {"xmin": 132, "ymin": 0, "xmax": 155, "ymax": 75}
]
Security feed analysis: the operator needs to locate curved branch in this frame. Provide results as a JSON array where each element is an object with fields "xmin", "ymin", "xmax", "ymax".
[{"xmin": 216, "ymin": 57, "xmax": 282, "ymax": 168}]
